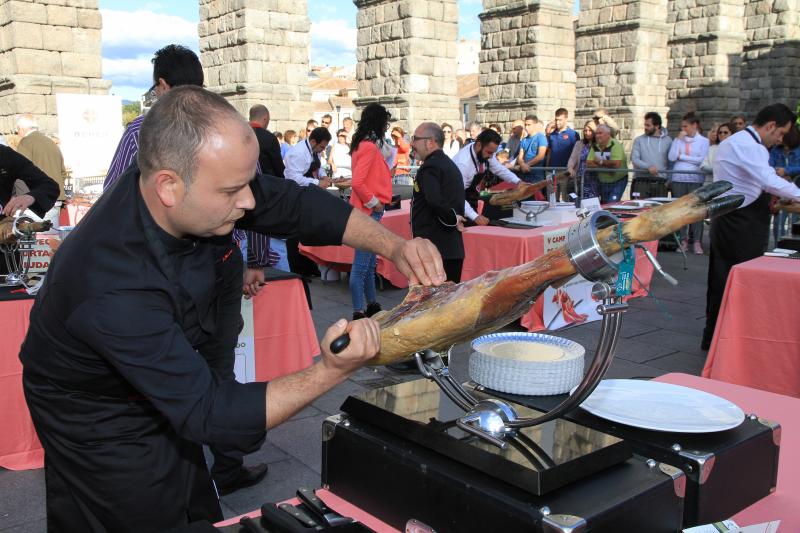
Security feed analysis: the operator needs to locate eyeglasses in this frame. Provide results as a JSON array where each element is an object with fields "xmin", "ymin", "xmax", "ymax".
[
  {"xmin": 411, "ymin": 136, "xmax": 431, "ymax": 142},
  {"xmin": 718, "ymin": 130, "xmax": 731, "ymax": 136}
]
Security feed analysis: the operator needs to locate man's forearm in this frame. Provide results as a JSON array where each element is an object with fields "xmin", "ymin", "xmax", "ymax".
[
  {"xmin": 265, "ymin": 361, "xmax": 350, "ymax": 429},
  {"xmin": 341, "ymin": 208, "xmax": 403, "ymax": 258}
]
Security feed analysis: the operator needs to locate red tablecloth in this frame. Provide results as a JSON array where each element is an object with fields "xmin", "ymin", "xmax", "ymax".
[
  {"xmin": 0, "ymin": 278, "xmax": 318, "ymax": 471},
  {"xmin": 301, "ymin": 206, "xmax": 656, "ymax": 332},
  {"xmin": 58, "ymin": 202, "xmax": 92, "ymax": 226},
  {"xmin": 702, "ymin": 256, "xmax": 800, "ymax": 398},
  {"xmin": 655, "ymin": 373, "xmax": 799, "ymax": 530}
]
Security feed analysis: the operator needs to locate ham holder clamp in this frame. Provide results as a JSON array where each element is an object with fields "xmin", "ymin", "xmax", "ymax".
[{"xmin": 0, "ymin": 212, "xmax": 51, "ymax": 288}]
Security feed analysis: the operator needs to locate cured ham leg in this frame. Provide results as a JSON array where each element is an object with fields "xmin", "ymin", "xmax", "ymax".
[
  {"xmin": 486, "ymin": 181, "xmax": 549, "ymax": 206},
  {"xmin": 369, "ymin": 181, "xmax": 743, "ymax": 365},
  {"xmin": 0, "ymin": 218, "xmax": 51, "ymax": 245}
]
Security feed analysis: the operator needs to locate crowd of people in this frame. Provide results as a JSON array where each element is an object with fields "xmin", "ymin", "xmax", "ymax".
[{"xmin": 2, "ymin": 41, "xmax": 799, "ymax": 532}]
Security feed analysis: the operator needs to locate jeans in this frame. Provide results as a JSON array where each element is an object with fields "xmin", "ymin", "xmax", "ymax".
[
  {"xmin": 671, "ymin": 181, "xmax": 704, "ymax": 243},
  {"xmin": 269, "ymin": 238, "xmax": 290, "ymax": 272},
  {"xmin": 350, "ymin": 210, "xmax": 383, "ymax": 311},
  {"xmin": 598, "ymin": 179, "xmax": 627, "ymax": 204}
]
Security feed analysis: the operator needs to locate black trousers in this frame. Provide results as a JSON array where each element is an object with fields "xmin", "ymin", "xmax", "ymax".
[
  {"xmin": 702, "ymin": 196, "xmax": 770, "ymax": 348},
  {"xmin": 286, "ymin": 236, "xmax": 320, "ymax": 276},
  {"xmin": 443, "ymin": 258, "xmax": 463, "ymax": 283}
]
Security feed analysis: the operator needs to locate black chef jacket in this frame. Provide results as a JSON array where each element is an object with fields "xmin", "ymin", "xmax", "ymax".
[
  {"xmin": 411, "ymin": 149, "xmax": 465, "ymax": 260},
  {"xmin": 20, "ymin": 163, "xmax": 352, "ymax": 532},
  {"xmin": 0, "ymin": 145, "xmax": 59, "ymax": 217}
]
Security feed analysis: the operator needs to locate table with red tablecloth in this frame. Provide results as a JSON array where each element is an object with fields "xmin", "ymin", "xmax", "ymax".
[
  {"xmin": 702, "ymin": 256, "xmax": 800, "ymax": 398},
  {"xmin": 655, "ymin": 373, "xmax": 799, "ymax": 530},
  {"xmin": 58, "ymin": 202, "xmax": 92, "ymax": 227},
  {"xmin": 0, "ymin": 278, "xmax": 318, "ymax": 471},
  {"xmin": 301, "ymin": 205, "xmax": 656, "ymax": 332}
]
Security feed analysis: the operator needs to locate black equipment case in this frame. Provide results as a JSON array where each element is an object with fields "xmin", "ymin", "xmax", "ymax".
[
  {"xmin": 321, "ymin": 411, "xmax": 686, "ymax": 533},
  {"xmin": 489, "ymin": 387, "xmax": 781, "ymax": 527}
]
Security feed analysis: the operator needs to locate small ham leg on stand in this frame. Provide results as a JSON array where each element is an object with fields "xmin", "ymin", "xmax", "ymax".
[{"xmin": 368, "ymin": 181, "xmax": 743, "ymax": 365}]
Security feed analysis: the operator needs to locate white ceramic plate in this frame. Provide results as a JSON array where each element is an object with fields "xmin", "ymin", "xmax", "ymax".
[
  {"xmin": 573, "ymin": 379, "xmax": 745, "ymax": 433},
  {"xmin": 648, "ymin": 197, "xmax": 675, "ymax": 203}
]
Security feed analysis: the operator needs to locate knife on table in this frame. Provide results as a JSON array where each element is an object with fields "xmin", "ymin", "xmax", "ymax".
[
  {"xmin": 278, "ymin": 503, "xmax": 319, "ymax": 529},
  {"xmin": 296, "ymin": 488, "xmax": 353, "ymax": 527}
]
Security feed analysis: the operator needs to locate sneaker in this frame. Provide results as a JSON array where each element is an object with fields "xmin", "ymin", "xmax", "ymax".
[
  {"xmin": 365, "ymin": 302, "xmax": 382, "ymax": 317},
  {"xmin": 693, "ymin": 241, "xmax": 703, "ymax": 255},
  {"xmin": 679, "ymin": 239, "xmax": 689, "ymax": 253},
  {"xmin": 352, "ymin": 311, "xmax": 366, "ymax": 321}
]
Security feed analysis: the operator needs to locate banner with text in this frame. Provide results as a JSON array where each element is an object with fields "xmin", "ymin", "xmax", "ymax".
[{"xmin": 56, "ymin": 94, "xmax": 122, "ymax": 179}]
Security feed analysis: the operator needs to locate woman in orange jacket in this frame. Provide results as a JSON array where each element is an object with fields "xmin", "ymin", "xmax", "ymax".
[{"xmin": 349, "ymin": 103, "xmax": 394, "ymax": 319}]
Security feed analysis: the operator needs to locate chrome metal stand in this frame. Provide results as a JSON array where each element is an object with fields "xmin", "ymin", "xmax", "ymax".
[
  {"xmin": 1, "ymin": 214, "xmax": 40, "ymax": 288},
  {"xmin": 414, "ymin": 209, "xmax": 675, "ymax": 449}
]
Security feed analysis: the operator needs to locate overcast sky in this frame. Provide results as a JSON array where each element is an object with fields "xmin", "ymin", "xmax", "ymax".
[{"xmin": 100, "ymin": 0, "xmax": 485, "ymax": 101}]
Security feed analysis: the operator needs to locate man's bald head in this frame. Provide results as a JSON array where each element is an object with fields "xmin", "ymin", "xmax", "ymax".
[
  {"xmin": 417, "ymin": 122, "xmax": 443, "ymax": 147},
  {"xmin": 411, "ymin": 122, "xmax": 443, "ymax": 161},
  {"xmin": 138, "ymin": 85, "xmax": 254, "ymax": 186}
]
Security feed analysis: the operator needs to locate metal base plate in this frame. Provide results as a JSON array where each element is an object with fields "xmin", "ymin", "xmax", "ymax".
[{"xmin": 340, "ymin": 378, "xmax": 631, "ymax": 496}]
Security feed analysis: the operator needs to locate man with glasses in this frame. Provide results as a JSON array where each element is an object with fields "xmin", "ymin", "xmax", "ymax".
[
  {"xmin": 104, "ymin": 45, "xmax": 203, "ymax": 191},
  {"xmin": 410, "ymin": 122, "xmax": 466, "ymax": 283}
]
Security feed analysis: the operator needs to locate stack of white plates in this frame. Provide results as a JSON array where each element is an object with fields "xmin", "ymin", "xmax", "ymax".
[{"xmin": 469, "ymin": 332, "xmax": 585, "ymax": 395}]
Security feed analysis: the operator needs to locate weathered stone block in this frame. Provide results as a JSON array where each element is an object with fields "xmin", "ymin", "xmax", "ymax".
[
  {"xmin": 6, "ymin": 1, "xmax": 48, "ymax": 24},
  {"xmin": 76, "ymin": 7, "xmax": 101, "ymax": 29},
  {"xmin": 7, "ymin": 21, "xmax": 43, "ymax": 50},
  {"xmin": 60, "ymin": 51, "xmax": 100, "ymax": 77},
  {"xmin": 46, "ymin": 4, "xmax": 77, "ymax": 26}
]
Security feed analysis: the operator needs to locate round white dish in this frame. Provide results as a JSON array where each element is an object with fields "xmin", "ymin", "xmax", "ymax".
[{"xmin": 573, "ymin": 379, "xmax": 745, "ymax": 433}]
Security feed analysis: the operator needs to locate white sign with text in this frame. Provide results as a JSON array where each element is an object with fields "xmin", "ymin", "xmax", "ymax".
[{"xmin": 56, "ymin": 94, "xmax": 123, "ymax": 178}]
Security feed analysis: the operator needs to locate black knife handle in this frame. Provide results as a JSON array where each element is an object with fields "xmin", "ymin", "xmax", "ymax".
[
  {"xmin": 329, "ymin": 333, "xmax": 350, "ymax": 354},
  {"xmin": 259, "ymin": 503, "xmax": 309, "ymax": 533},
  {"xmin": 278, "ymin": 503, "xmax": 318, "ymax": 528}
]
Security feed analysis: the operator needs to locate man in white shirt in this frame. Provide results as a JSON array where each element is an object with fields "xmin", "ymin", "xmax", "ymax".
[
  {"xmin": 701, "ymin": 103, "xmax": 800, "ymax": 349},
  {"xmin": 452, "ymin": 129, "xmax": 525, "ymax": 226},
  {"xmin": 284, "ymin": 127, "xmax": 332, "ymax": 189},
  {"xmin": 283, "ymin": 126, "xmax": 333, "ymax": 275}
]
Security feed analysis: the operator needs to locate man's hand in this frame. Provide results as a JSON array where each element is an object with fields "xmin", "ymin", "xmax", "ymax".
[
  {"xmin": 389, "ymin": 237, "xmax": 445, "ymax": 286},
  {"xmin": 474, "ymin": 215, "xmax": 490, "ymax": 226},
  {"xmin": 456, "ymin": 215, "xmax": 467, "ymax": 233},
  {"xmin": 318, "ymin": 177, "xmax": 332, "ymax": 189},
  {"xmin": 319, "ymin": 318, "xmax": 380, "ymax": 376},
  {"xmin": 373, "ymin": 202, "xmax": 385, "ymax": 213},
  {"xmin": 520, "ymin": 162, "xmax": 531, "ymax": 172},
  {"xmin": 3, "ymin": 194, "xmax": 34, "ymax": 216},
  {"xmin": 242, "ymin": 267, "xmax": 266, "ymax": 299},
  {"xmin": 648, "ymin": 166, "xmax": 659, "ymax": 175},
  {"xmin": 776, "ymin": 167, "xmax": 787, "ymax": 178}
]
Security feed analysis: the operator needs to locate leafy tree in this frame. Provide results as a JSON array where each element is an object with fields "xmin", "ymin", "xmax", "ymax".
[{"xmin": 122, "ymin": 102, "xmax": 141, "ymax": 126}]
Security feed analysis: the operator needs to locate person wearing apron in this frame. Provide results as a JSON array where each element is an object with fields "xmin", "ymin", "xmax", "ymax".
[
  {"xmin": 452, "ymin": 129, "xmax": 526, "ymax": 226},
  {"xmin": 702, "ymin": 105, "xmax": 800, "ymax": 350},
  {"xmin": 284, "ymin": 129, "xmax": 333, "ymax": 276}
]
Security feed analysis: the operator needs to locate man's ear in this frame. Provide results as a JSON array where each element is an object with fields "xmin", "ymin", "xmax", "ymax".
[
  {"xmin": 152, "ymin": 170, "xmax": 183, "ymax": 208},
  {"xmin": 157, "ymin": 77, "xmax": 170, "ymax": 92}
]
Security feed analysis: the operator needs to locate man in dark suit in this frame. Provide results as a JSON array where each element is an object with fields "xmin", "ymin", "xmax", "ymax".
[
  {"xmin": 410, "ymin": 122, "xmax": 466, "ymax": 283},
  {"xmin": 248, "ymin": 104, "xmax": 284, "ymax": 178},
  {"xmin": 0, "ymin": 145, "xmax": 59, "ymax": 218}
]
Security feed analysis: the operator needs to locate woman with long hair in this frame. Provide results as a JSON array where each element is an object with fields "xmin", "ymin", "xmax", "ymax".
[
  {"xmin": 441, "ymin": 122, "xmax": 461, "ymax": 158},
  {"xmin": 701, "ymin": 122, "xmax": 732, "ymax": 177},
  {"xmin": 566, "ymin": 120, "xmax": 599, "ymax": 200},
  {"xmin": 348, "ymin": 103, "xmax": 393, "ymax": 320}
]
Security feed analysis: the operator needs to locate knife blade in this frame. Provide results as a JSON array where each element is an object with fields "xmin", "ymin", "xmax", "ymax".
[{"xmin": 295, "ymin": 487, "xmax": 352, "ymax": 527}]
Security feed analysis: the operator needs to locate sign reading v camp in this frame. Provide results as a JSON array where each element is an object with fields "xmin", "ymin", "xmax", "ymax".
[{"xmin": 543, "ymin": 227, "xmax": 569, "ymax": 253}]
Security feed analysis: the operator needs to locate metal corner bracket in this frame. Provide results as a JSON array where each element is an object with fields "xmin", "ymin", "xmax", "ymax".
[
  {"xmin": 659, "ymin": 463, "xmax": 687, "ymax": 499},
  {"xmin": 542, "ymin": 514, "xmax": 588, "ymax": 533},
  {"xmin": 678, "ymin": 450, "xmax": 716, "ymax": 485}
]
